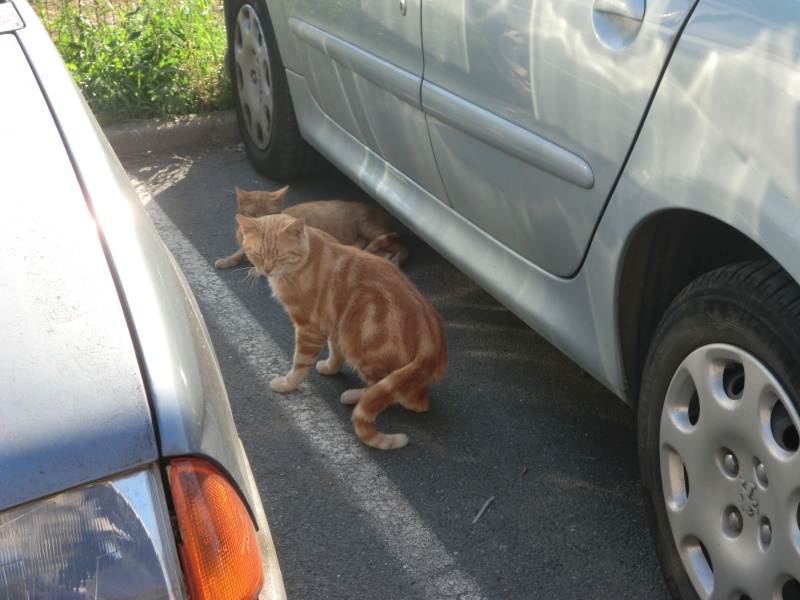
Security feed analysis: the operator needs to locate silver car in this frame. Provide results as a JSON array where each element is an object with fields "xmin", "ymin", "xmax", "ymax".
[
  {"xmin": 0, "ymin": 1, "xmax": 285, "ymax": 597},
  {"xmin": 224, "ymin": 0, "xmax": 800, "ymax": 597}
]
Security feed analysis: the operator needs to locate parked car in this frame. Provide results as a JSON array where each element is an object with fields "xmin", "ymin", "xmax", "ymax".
[
  {"xmin": 223, "ymin": 0, "xmax": 800, "ymax": 597},
  {"xmin": 0, "ymin": 1, "xmax": 285, "ymax": 598}
]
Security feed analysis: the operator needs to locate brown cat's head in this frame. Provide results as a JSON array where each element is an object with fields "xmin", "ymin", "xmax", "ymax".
[
  {"xmin": 235, "ymin": 213, "xmax": 309, "ymax": 278},
  {"xmin": 234, "ymin": 185, "xmax": 289, "ymax": 218}
]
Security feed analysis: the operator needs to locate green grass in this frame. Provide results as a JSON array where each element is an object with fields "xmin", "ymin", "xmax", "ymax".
[{"xmin": 37, "ymin": 0, "xmax": 232, "ymax": 124}]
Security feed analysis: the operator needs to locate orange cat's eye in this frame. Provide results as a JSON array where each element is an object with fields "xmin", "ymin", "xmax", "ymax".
[{"xmin": 169, "ymin": 458, "xmax": 264, "ymax": 600}]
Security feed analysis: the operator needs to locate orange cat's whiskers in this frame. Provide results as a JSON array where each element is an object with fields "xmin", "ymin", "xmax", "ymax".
[
  {"xmin": 233, "ymin": 265, "xmax": 255, "ymax": 277},
  {"xmin": 241, "ymin": 267, "xmax": 265, "ymax": 294}
]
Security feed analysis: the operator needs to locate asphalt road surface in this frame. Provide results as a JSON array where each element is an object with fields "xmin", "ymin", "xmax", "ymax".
[{"xmin": 121, "ymin": 144, "xmax": 671, "ymax": 600}]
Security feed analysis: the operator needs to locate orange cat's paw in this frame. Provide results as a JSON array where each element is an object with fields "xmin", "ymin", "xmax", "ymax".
[
  {"xmin": 215, "ymin": 250, "xmax": 248, "ymax": 269},
  {"xmin": 316, "ymin": 359, "xmax": 339, "ymax": 375},
  {"xmin": 341, "ymin": 388, "xmax": 367, "ymax": 405},
  {"xmin": 270, "ymin": 376, "xmax": 299, "ymax": 393},
  {"xmin": 376, "ymin": 433, "xmax": 408, "ymax": 450}
]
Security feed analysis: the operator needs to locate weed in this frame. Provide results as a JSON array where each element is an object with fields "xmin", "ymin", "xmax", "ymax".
[{"xmin": 37, "ymin": 0, "xmax": 231, "ymax": 124}]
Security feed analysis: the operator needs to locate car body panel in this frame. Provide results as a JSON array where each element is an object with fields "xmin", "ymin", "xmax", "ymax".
[
  {"xmin": 601, "ymin": 0, "xmax": 800, "ymax": 289},
  {"xmin": 421, "ymin": 0, "xmax": 696, "ymax": 276},
  {"xmin": 8, "ymin": 0, "xmax": 260, "ymax": 516},
  {"xmin": 283, "ymin": 1, "xmax": 448, "ymax": 201},
  {"xmin": 289, "ymin": 0, "xmax": 423, "ymax": 76},
  {"xmin": 0, "ymin": 34, "xmax": 158, "ymax": 511},
  {"xmin": 577, "ymin": 0, "xmax": 800, "ymax": 399}
]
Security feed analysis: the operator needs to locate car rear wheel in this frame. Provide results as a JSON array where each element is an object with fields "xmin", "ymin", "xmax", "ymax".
[
  {"xmin": 227, "ymin": 0, "xmax": 317, "ymax": 179},
  {"xmin": 639, "ymin": 260, "xmax": 800, "ymax": 599}
]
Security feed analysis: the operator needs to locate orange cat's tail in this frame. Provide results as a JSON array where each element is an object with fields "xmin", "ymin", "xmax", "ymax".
[{"xmin": 351, "ymin": 356, "xmax": 445, "ymax": 450}]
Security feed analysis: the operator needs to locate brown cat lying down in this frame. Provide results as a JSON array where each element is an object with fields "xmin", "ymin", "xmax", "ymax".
[
  {"xmin": 237, "ymin": 213, "xmax": 447, "ymax": 450},
  {"xmin": 215, "ymin": 186, "xmax": 409, "ymax": 269}
]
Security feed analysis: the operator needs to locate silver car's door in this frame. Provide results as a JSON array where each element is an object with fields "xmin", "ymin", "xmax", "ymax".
[
  {"xmin": 286, "ymin": 0, "xmax": 447, "ymax": 200},
  {"xmin": 422, "ymin": 0, "xmax": 696, "ymax": 276}
]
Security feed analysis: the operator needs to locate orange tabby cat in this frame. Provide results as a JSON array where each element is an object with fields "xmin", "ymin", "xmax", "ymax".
[
  {"xmin": 215, "ymin": 186, "xmax": 408, "ymax": 269},
  {"xmin": 236, "ymin": 213, "xmax": 447, "ymax": 450}
]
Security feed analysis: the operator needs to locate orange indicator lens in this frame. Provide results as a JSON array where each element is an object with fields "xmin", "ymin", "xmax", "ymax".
[{"xmin": 169, "ymin": 458, "xmax": 264, "ymax": 600}]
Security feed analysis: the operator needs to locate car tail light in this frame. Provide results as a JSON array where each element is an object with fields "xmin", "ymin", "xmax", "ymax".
[{"xmin": 169, "ymin": 458, "xmax": 264, "ymax": 600}]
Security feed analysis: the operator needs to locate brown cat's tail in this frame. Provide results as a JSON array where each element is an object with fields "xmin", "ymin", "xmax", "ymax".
[
  {"xmin": 351, "ymin": 356, "xmax": 445, "ymax": 450},
  {"xmin": 362, "ymin": 232, "xmax": 409, "ymax": 265}
]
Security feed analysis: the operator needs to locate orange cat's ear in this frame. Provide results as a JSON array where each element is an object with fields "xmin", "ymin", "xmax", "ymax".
[
  {"xmin": 235, "ymin": 214, "xmax": 258, "ymax": 235},
  {"xmin": 282, "ymin": 218, "xmax": 305, "ymax": 240}
]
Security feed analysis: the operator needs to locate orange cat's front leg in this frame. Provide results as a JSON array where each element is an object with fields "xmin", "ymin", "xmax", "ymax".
[
  {"xmin": 271, "ymin": 326, "xmax": 327, "ymax": 392},
  {"xmin": 215, "ymin": 248, "xmax": 249, "ymax": 269},
  {"xmin": 316, "ymin": 339, "xmax": 345, "ymax": 375}
]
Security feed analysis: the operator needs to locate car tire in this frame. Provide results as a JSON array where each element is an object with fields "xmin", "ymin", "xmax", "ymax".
[
  {"xmin": 638, "ymin": 260, "xmax": 800, "ymax": 599},
  {"xmin": 227, "ymin": 0, "xmax": 318, "ymax": 179}
]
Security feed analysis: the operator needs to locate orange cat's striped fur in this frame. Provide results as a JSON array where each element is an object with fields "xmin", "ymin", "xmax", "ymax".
[
  {"xmin": 236, "ymin": 213, "xmax": 447, "ymax": 450},
  {"xmin": 216, "ymin": 186, "xmax": 408, "ymax": 269}
]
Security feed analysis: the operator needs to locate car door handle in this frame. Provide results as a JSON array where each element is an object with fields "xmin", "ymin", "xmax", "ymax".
[{"xmin": 594, "ymin": 0, "xmax": 645, "ymax": 21}]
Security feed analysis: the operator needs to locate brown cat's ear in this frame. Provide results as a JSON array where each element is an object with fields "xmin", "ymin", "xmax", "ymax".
[
  {"xmin": 267, "ymin": 185, "xmax": 289, "ymax": 214},
  {"xmin": 281, "ymin": 217, "xmax": 305, "ymax": 241},
  {"xmin": 235, "ymin": 214, "xmax": 258, "ymax": 236},
  {"xmin": 234, "ymin": 186, "xmax": 247, "ymax": 209}
]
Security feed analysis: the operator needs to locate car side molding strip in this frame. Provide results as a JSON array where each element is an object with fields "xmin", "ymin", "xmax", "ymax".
[{"xmin": 422, "ymin": 82, "xmax": 595, "ymax": 190}]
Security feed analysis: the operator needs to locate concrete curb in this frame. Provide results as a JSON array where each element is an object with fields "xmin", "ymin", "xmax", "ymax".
[{"xmin": 103, "ymin": 109, "xmax": 239, "ymax": 156}]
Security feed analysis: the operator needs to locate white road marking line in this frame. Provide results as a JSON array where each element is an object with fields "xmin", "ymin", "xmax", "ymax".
[{"xmin": 133, "ymin": 178, "xmax": 484, "ymax": 599}]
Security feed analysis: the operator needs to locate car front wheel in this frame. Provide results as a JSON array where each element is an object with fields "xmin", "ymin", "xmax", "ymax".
[
  {"xmin": 639, "ymin": 260, "xmax": 800, "ymax": 599},
  {"xmin": 227, "ymin": 0, "xmax": 317, "ymax": 179}
]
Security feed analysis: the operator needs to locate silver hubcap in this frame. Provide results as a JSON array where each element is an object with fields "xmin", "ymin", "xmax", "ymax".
[
  {"xmin": 233, "ymin": 4, "xmax": 273, "ymax": 150},
  {"xmin": 660, "ymin": 344, "xmax": 800, "ymax": 599}
]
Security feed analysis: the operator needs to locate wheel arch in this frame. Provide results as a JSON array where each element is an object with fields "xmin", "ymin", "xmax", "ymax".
[{"xmin": 617, "ymin": 209, "xmax": 769, "ymax": 408}]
